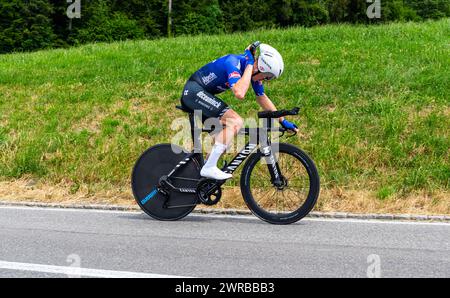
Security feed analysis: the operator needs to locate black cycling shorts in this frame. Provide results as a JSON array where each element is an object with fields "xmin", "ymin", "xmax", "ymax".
[{"xmin": 180, "ymin": 79, "xmax": 230, "ymax": 123}]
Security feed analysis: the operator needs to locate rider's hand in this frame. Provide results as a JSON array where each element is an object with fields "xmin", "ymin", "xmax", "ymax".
[
  {"xmin": 280, "ymin": 119, "xmax": 299, "ymax": 132},
  {"xmin": 244, "ymin": 49, "xmax": 254, "ymax": 66}
]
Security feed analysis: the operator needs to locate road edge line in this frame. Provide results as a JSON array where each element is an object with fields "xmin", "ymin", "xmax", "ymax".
[{"xmin": 0, "ymin": 200, "xmax": 449, "ymax": 222}]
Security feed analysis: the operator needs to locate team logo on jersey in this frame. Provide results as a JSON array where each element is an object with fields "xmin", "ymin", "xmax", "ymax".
[
  {"xmin": 202, "ymin": 72, "xmax": 218, "ymax": 85},
  {"xmin": 228, "ymin": 71, "xmax": 241, "ymax": 79}
]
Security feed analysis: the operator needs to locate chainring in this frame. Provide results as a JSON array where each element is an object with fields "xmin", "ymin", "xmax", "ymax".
[{"xmin": 196, "ymin": 178, "xmax": 222, "ymax": 206}]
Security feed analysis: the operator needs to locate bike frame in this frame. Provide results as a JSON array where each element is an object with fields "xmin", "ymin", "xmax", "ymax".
[{"xmin": 161, "ymin": 113, "xmax": 284, "ymax": 197}]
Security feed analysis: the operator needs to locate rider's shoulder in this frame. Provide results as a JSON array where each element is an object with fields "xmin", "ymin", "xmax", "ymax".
[
  {"xmin": 225, "ymin": 54, "xmax": 243, "ymax": 62},
  {"xmin": 223, "ymin": 54, "xmax": 244, "ymax": 68}
]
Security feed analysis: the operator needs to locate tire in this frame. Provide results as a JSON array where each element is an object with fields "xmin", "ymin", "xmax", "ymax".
[
  {"xmin": 240, "ymin": 143, "xmax": 320, "ymax": 224},
  {"xmin": 131, "ymin": 143, "xmax": 202, "ymax": 221}
]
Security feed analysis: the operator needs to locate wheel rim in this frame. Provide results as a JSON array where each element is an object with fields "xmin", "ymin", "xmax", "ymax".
[
  {"xmin": 249, "ymin": 150, "xmax": 311, "ymax": 215},
  {"xmin": 131, "ymin": 144, "xmax": 200, "ymax": 220}
]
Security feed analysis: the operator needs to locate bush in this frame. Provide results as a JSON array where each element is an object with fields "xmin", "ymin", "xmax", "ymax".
[
  {"xmin": 109, "ymin": 0, "xmax": 164, "ymax": 39},
  {"xmin": 292, "ymin": 1, "xmax": 330, "ymax": 27},
  {"xmin": 1, "ymin": 0, "xmax": 450, "ymax": 53},
  {"xmin": 174, "ymin": 0, "xmax": 224, "ymax": 35},
  {"xmin": 406, "ymin": 0, "xmax": 450, "ymax": 20},
  {"xmin": 383, "ymin": 0, "xmax": 421, "ymax": 21},
  {"xmin": 219, "ymin": 0, "xmax": 255, "ymax": 32},
  {"xmin": 0, "ymin": 0, "xmax": 55, "ymax": 53},
  {"xmin": 71, "ymin": 2, "xmax": 145, "ymax": 44}
]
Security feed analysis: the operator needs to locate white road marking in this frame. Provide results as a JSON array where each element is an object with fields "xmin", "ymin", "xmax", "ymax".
[
  {"xmin": 0, "ymin": 261, "xmax": 190, "ymax": 278},
  {"xmin": 303, "ymin": 217, "xmax": 450, "ymax": 226},
  {"xmin": 192, "ymin": 213, "xmax": 450, "ymax": 226},
  {"xmin": 0, "ymin": 205, "xmax": 140, "ymax": 215},
  {"xmin": 0, "ymin": 205, "xmax": 449, "ymax": 226}
]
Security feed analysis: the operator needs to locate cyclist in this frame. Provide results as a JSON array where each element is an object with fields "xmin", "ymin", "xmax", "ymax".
[{"xmin": 180, "ymin": 43, "xmax": 298, "ymax": 180}]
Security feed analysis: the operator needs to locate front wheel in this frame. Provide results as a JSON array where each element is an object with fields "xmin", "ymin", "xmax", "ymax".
[{"xmin": 240, "ymin": 143, "xmax": 320, "ymax": 224}]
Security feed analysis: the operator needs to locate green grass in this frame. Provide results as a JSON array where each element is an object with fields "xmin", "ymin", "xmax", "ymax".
[{"xmin": 0, "ymin": 19, "xmax": 449, "ymax": 203}]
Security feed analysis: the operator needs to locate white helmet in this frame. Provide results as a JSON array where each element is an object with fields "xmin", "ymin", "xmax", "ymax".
[{"xmin": 257, "ymin": 44, "xmax": 284, "ymax": 79}]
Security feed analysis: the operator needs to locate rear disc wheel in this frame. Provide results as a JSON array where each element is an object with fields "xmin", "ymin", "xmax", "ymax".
[{"xmin": 131, "ymin": 144, "xmax": 201, "ymax": 221}]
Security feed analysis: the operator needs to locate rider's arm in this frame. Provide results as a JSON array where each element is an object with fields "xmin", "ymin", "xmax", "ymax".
[
  {"xmin": 256, "ymin": 94, "xmax": 285, "ymax": 123},
  {"xmin": 257, "ymin": 94, "xmax": 299, "ymax": 132},
  {"xmin": 232, "ymin": 64, "xmax": 253, "ymax": 100},
  {"xmin": 228, "ymin": 49, "xmax": 254, "ymax": 100}
]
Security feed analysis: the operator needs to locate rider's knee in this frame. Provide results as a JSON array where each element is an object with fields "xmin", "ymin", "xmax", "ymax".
[
  {"xmin": 235, "ymin": 116, "xmax": 244, "ymax": 130},
  {"xmin": 229, "ymin": 115, "xmax": 243, "ymax": 131},
  {"xmin": 222, "ymin": 113, "xmax": 243, "ymax": 129}
]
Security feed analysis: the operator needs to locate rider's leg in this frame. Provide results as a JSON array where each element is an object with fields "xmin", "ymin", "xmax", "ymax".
[
  {"xmin": 201, "ymin": 109, "xmax": 243, "ymax": 180},
  {"xmin": 216, "ymin": 109, "xmax": 244, "ymax": 145},
  {"xmin": 180, "ymin": 80, "xmax": 238, "ymax": 180}
]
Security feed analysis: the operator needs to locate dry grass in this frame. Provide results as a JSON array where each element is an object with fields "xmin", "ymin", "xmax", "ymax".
[
  {"xmin": 315, "ymin": 188, "xmax": 449, "ymax": 215},
  {"xmin": 0, "ymin": 178, "xmax": 448, "ymax": 215},
  {"xmin": 0, "ymin": 177, "xmax": 134, "ymax": 207}
]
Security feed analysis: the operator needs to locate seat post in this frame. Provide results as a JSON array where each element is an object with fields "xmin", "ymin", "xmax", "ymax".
[{"xmin": 189, "ymin": 113, "xmax": 202, "ymax": 155}]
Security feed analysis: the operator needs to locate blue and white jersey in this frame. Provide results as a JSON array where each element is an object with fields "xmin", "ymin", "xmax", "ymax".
[{"xmin": 192, "ymin": 54, "xmax": 265, "ymax": 97}]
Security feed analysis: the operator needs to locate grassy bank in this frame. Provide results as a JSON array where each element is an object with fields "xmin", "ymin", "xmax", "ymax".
[{"xmin": 0, "ymin": 19, "xmax": 449, "ymax": 214}]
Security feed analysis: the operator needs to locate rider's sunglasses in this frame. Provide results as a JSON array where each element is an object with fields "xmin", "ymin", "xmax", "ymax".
[{"xmin": 262, "ymin": 73, "xmax": 275, "ymax": 81}]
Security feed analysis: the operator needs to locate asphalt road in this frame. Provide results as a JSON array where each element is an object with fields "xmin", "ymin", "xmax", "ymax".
[{"xmin": 0, "ymin": 206, "xmax": 449, "ymax": 278}]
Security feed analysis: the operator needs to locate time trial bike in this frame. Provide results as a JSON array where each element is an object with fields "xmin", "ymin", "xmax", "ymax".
[{"xmin": 131, "ymin": 105, "xmax": 320, "ymax": 224}]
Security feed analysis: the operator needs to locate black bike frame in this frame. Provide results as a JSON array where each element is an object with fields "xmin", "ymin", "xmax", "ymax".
[{"xmin": 164, "ymin": 114, "xmax": 284, "ymax": 194}]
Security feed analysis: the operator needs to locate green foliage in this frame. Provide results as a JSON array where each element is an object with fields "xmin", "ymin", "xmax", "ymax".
[
  {"xmin": 109, "ymin": 0, "xmax": 165, "ymax": 38},
  {"xmin": 220, "ymin": 0, "xmax": 254, "ymax": 32},
  {"xmin": 406, "ymin": 0, "xmax": 450, "ymax": 20},
  {"xmin": 290, "ymin": 1, "xmax": 330, "ymax": 27},
  {"xmin": 376, "ymin": 186, "xmax": 396, "ymax": 200},
  {"xmin": 174, "ymin": 0, "xmax": 224, "ymax": 35},
  {"xmin": 1, "ymin": 0, "xmax": 450, "ymax": 53},
  {"xmin": 69, "ymin": 1, "xmax": 146, "ymax": 44},
  {"xmin": 0, "ymin": 0, "xmax": 56, "ymax": 53},
  {"xmin": 75, "ymin": 13, "xmax": 146, "ymax": 44},
  {"xmin": 383, "ymin": 1, "xmax": 420, "ymax": 22}
]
